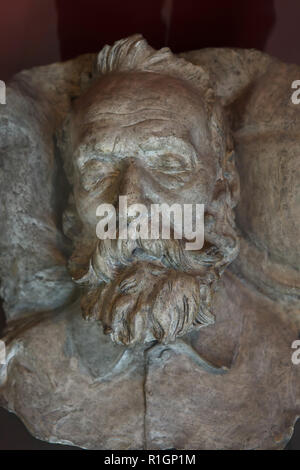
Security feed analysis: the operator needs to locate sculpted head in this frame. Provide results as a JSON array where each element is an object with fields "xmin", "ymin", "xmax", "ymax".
[{"xmin": 60, "ymin": 35, "xmax": 239, "ymax": 345}]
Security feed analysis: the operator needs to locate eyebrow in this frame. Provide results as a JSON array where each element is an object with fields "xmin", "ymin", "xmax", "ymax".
[{"xmin": 86, "ymin": 107, "xmax": 181, "ymax": 125}]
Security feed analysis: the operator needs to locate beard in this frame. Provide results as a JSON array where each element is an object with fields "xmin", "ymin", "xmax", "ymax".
[
  {"xmin": 69, "ymin": 222, "xmax": 236, "ymax": 345},
  {"xmin": 66, "ymin": 171, "xmax": 239, "ymax": 345}
]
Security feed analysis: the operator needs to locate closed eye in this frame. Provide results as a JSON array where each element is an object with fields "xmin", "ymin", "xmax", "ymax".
[
  {"xmin": 147, "ymin": 154, "xmax": 190, "ymax": 174},
  {"xmin": 79, "ymin": 159, "xmax": 119, "ymax": 191}
]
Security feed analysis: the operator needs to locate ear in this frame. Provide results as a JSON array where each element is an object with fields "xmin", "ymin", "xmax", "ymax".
[{"xmin": 0, "ymin": 53, "xmax": 95, "ymax": 321}]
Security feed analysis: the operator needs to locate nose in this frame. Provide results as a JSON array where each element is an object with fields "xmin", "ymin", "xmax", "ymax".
[{"xmin": 119, "ymin": 158, "xmax": 148, "ymax": 206}]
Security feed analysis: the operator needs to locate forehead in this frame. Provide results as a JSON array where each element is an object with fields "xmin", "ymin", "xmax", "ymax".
[{"xmin": 71, "ymin": 72, "xmax": 211, "ymax": 161}]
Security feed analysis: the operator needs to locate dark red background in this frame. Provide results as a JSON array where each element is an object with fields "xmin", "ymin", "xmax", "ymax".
[
  {"xmin": 0, "ymin": 0, "xmax": 299, "ymax": 450},
  {"xmin": 0, "ymin": 0, "xmax": 300, "ymax": 82}
]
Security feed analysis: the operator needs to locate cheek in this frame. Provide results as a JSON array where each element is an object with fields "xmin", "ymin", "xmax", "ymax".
[
  {"xmin": 74, "ymin": 185, "xmax": 113, "ymax": 232},
  {"xmin": 180, "ymin": 167, "xmax": 217, "ymax": 206},
  {"xmin": 151, "ymin": 170, "xmax": 215, "ymax": 206},
  {"xmin": 182, "ymin": 178, "xmax": 215, "ymax": 206},
  {"xmin": 74, "ymin": 173, "xmax": 120, "ymax": 228},
  {"xmin": 75, "ymin": 189, "xmax": 99, "ymax": 229}
]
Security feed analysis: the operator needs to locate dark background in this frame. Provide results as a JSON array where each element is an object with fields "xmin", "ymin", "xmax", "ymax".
[{"xmin": 0, "ymin": 0, "xmax": 299, "ymax": 450}]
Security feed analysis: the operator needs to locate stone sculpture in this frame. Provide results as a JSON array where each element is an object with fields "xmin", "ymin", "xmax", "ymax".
[{"xmin": 0, "ymin": 35, "xmax": 299, "ymax": 449}]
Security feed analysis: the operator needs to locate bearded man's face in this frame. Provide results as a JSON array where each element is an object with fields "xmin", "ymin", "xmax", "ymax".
[{"xmin": 65, "ymin": 71, "xmax": 237, "ymax": 345}]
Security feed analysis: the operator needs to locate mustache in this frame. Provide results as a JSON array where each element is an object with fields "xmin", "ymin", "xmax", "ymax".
[{"xmin": 74, "ymin": 233, "xmax": 223, "ymax": 289}]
